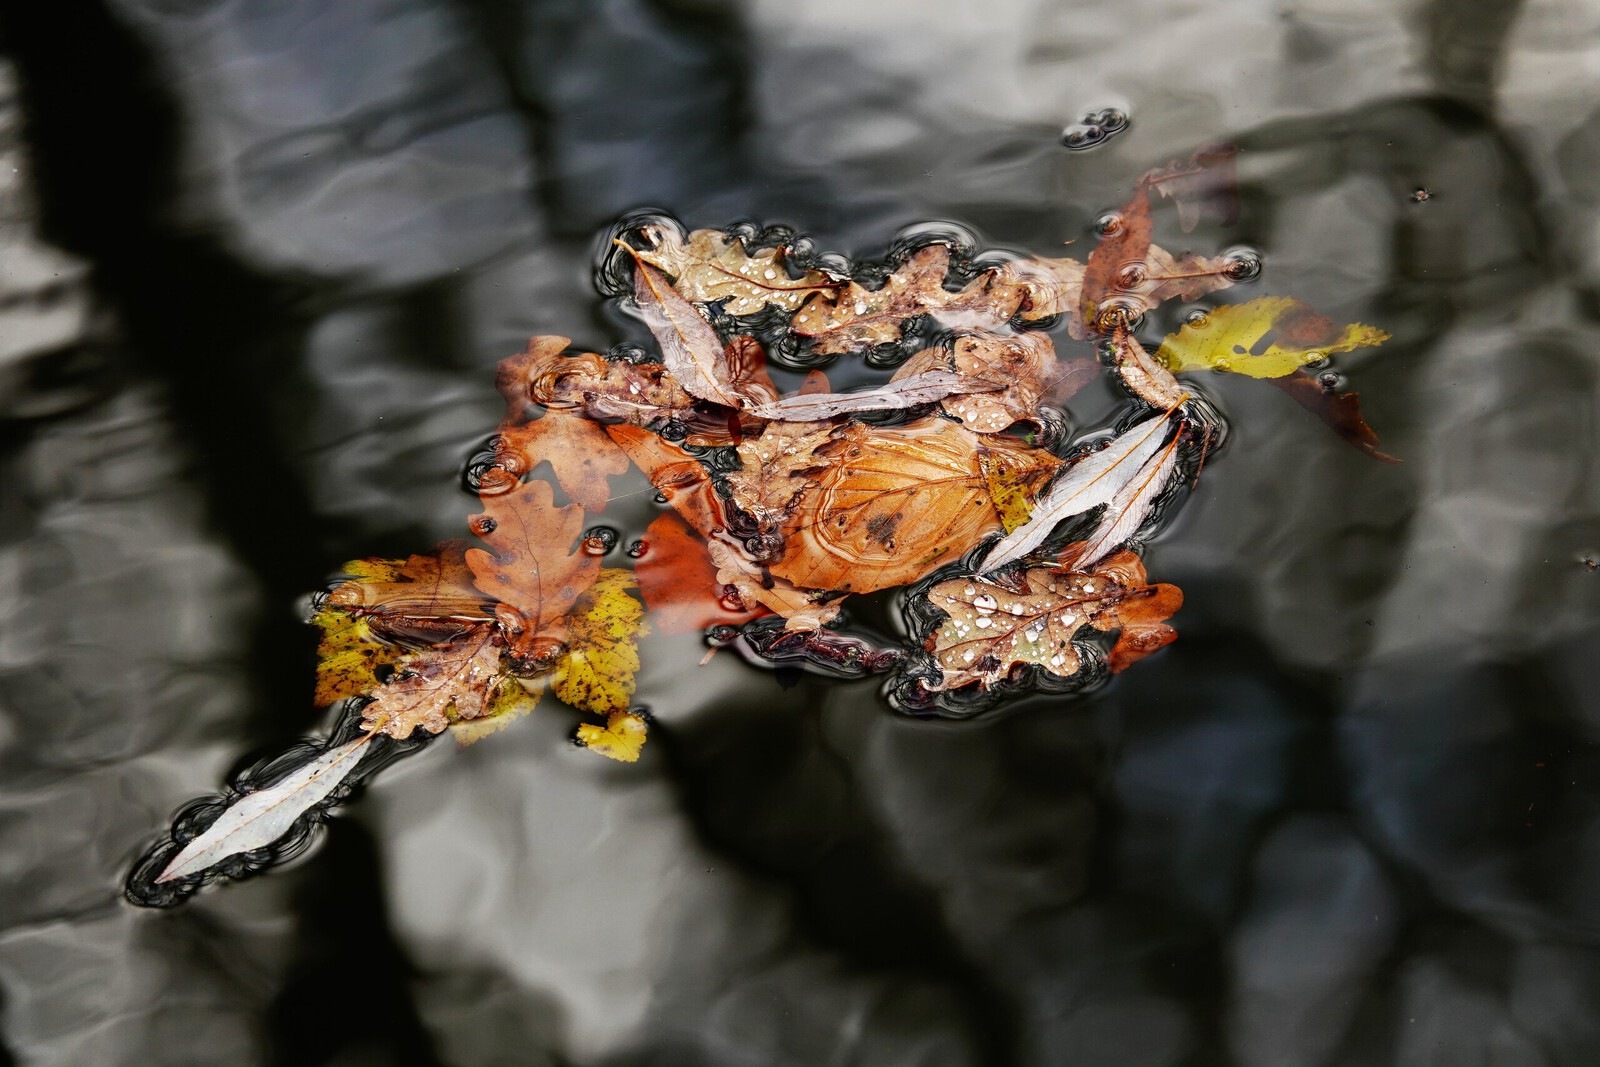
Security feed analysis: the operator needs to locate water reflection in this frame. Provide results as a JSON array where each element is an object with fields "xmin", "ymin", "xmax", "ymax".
[{"xmin": 2, "ymin": 0, "xmax": 1598, "ymax": 1064}]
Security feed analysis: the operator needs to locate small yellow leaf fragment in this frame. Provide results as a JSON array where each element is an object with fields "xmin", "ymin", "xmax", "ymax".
[
  {"xmin": 1155, "ymin": 296, "xmax": 1390, "ymax": 379},
  {"xmin": 553, "ymin": 568, "xmax": 648, "ymax": 717},
  {"xmin": 576, "ymin": 711, "xmax": 649, "ymax": 763}
]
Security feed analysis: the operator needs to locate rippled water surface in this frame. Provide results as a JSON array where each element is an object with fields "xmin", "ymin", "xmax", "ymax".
[{"xmin": 2, "ymin": 0, "xmax": 1599, "ymax": 1064}]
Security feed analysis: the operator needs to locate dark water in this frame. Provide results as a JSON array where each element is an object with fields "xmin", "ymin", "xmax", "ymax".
[{"xmin": 2, "ymin": 0, "xmax": 1599, "ymax": 1063}]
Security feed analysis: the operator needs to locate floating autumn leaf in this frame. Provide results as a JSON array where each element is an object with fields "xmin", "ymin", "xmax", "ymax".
[
  {"xmin": 1107, "ymin": 326, "xmax": 1187, "ymax": 409},
  {"xmin": 627, "ymin": 248, "xmax": 745, "ymax": 408},
  {"xmin": 773, "ymin": 417, "xmax": 1047, "ymax": 594},
  {"xmin": 634, "ymin": 512, "xmax": 768, "ymax": 634},
  {"xmin": 156, "ymin": 734, "xmax": 377, "ymax": 883},
  {"xmin": 924, "ymin": 548, "xmax": 1181, "ymax": 691},
  {"xmin": 727, "ymin": 419, "xmax": 844, "ymax": 536},
  {"xmin": 705, "ymin": 538, "xmax": 841, "ymax": 631},
  {"xmin": 636, "ymin": 226, "xmax": 838, "ymax": 314},
  {"xmin": 1154, "ymin": 296, "xmax": 1390, "ymax": 378},
  {"xmin": 362, "ymin": 630, "xmax": 505, "ymax": 739},
  {"xmin": 1080, "ymin": 183, "xmax": 1154, "ymax": 334},
  {"xmin": 551, "ymin": 569, "xmax": 647, "ymax": 717},
  {"xmin": 746, "ymin": 369, "xmax": 1001, "ymax": 421},
  {"xmin": 983, "ymin": 409, "xmax": 1184, "ymax": 572},
  {"xmin": 465, "ymin": 478, "xmax": 599, "ymax": 657},
  {"xmin": 893, "ymin": 331, "xmax": 1061, "ymax": 433},
  {"xmin": 999, "ymin": 255, "xmax": 1085, "ymax": 321},
  {"xmin": 314, "ymin": 545, "xmax": 496, "ymax": 706},
  {"xmin": 498, "ymin": 337, "xmax": 698, "ymax": 428},
  {"xmin": 448, "ymin": 675, "xmax": 545, "ymax": 746},
  {"xmin": 604, "ymin": 424, "xmax": 728, "ymax": 538},
  {"xmin": 790, "ymin": 245, "xmax": 1017, "ymax": 354},
  {"xmin": 576, "ymin": 710, "xmax": 649, "ymax": 763},
  {"xmin": 1271, "ymin": 369, "xmax": 1399, "ymax": 463},
  {"xmin": 978, "ymin": 446, "xmax": 1064, "ymax": 533}
]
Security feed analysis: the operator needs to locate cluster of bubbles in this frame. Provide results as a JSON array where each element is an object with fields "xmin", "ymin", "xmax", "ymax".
[{"xmin": 1062, "ymin": 107, "xmax": 1130, "ymax": 151}]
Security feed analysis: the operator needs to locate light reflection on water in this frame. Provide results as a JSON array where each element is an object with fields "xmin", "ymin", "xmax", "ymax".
[{"xmin": 2, "ymin": 0, "xmax": 1599, "ymax": 1063}]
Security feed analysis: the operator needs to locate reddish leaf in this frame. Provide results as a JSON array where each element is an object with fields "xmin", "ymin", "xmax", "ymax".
[
  {"xmin": 1271, "ymin": 370, "xmax": 1400, "ymax": 463},
  {"xmin": 1143, "ymin": 143, "xmax": 1239, "ymax": 232},
  {"xmin": 1080, "ymin": 185, "xmax": 1154, "ymax": 335},
  {"xmin": 634, "ymin": 512, "xmax": 768, "ymax": 634}
]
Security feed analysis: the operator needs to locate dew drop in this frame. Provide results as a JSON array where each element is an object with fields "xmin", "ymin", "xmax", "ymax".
[
  {"xmin": 975, "ymin": 616, "xmax": 993, "ymax": 628},
  {"xmin": 972, "ymin": 593, "xmax": 998, "ymax": 613}
]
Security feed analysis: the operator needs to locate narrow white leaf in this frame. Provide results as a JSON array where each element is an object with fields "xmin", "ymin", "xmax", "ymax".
[
  {"xmin": 747, "ymin": 370, "xmax": 1001, "ymax": 420},
  {"xmin": 631, "ymin": 257, "xmax": 743, "ymax": 408},
  {"xmin": 1065, "ymin": 432, "xmax": 1183, "ymax": 570},
  {"xmin": 156, "ymin": 734, "xmax": 374, "ymax": 883},
  {"xmin": 981, "ymin": 412, "xmax": 1174, "ymax": 571}
]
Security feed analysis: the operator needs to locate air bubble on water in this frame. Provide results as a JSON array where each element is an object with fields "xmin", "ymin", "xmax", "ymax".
[
  {"xmin": 1222, "ymin": 247, "xmax": 1263, "ymax": 281},
  {"xmin": 659, "ymin": 419, "xmax": 689, "ymax": 442},
  {"xmin": 582, "ymin": 527, "xmax": 619, "ymax": 555},
  {"xmin": 1184, "ymin": 307, "xmax": 1210, "ymax": 327},
  {"xmin": 1094, "ymin": 212, "xmax": 1124, "ymax": 238},
  {"xmin": 1318, "ymin": 371, "xmax": 1342, "ymax": 391},
  {"xmin": 626, "ymin": 539, "xmax": 648, "ymax": 558},
  {"xmin": 1115, "ymin": 262, "xmax": 1148, "ymax": 290},
  {"xmin": 1086, "ymin": 107, "xmax": 1129, "ymax": 133},
  {"xmin": 1062, "ymin": 125, "xmax": 1106, "ymax": 151},
  {"xmin": 1410, "ymin": 187, "xmax": 1432, "ymax": 203},
  {"xmin": 1305, "ymin": 351, "xmax": 1329, "ymax": 369},
  {"xmin": 653, "ymin": 491, "xmax": 670, "ymax": 504}
]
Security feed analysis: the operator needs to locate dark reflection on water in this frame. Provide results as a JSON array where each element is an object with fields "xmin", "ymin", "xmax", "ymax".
[{"xmin": 2, "ymin": 0, "xmax": 1599, "ymax": 1064}]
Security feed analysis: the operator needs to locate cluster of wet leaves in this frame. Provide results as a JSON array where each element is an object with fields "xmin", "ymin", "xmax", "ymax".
[{"xmin": 130, "ymin": 147, "xmax": 1394, "ymax": 902}]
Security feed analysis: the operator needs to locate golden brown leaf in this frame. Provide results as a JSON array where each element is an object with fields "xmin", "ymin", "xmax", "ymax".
[
  {"xmin": 892, "ymin": 331, "xmax": 1060, "ymax": 433},
  {"xmin": 1080, "ymin": 184, "xmax": 1154, "ymax": 335},
  {"xmin": 634, "ymin": 512, "xmax": 769, "ymax": 634},
  {"xmin": 362, "ymin": 630, "xmax": 506, "ymax": 739},
  {"xmin": 604, "ymin": 425, "xmax": 727, "ymax": 538},
  {"xmin": 704, "ymin": 538, "xmax": 841, "ymax": 632},
  {"xmin": 637, "ymin": 227, "xmax": 839, "ymax": 315},
  {"xmin": 771, "ymin": 417, "xmax": 1045, "ymax": 593},
  {"xmin": 491, "ymin": 408, "xmax": 630, "ymax": 511},
  {"xmin": 464, "ymin": 479, "xmax": 599, "ymax": 658},
  {"xmin": 924, "ymin": 548, "xmax": 1181, "ymax": 690},
  {"xmin": 1108, "ymin": 326, "xmax": 1187, "ymax": 409},
  {"xmin": 727, "ymin": 419, "xmax": 844, "ymax": 534},
  {"xmin": 629, "ymin": 252, "xmax": 744, "ymax": 408},
  {"xmin": 978, "ymin": 446, "xmax": 1064, "ymax": 533}
]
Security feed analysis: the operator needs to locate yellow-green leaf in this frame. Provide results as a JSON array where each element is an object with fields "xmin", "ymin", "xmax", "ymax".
[
  {"xmin": 576, "ymin": 710, "xmax": 649, "ymax": 763},
  {"xmin": 553, "ymin": 568, "xmax": 647, "ymax": 717},
  {"xmin": 311, "ymin": 558, "xmax": 406, "ymax": 706},
  {"xmin": 1154, "ymin": 296, "xmax": 1390, "ymax": 378}
]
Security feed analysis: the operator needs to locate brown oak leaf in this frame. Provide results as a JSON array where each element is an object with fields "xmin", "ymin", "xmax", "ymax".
[
  {"xmin": 362, "ymin": 629, "xmax": 506, "ymax": 739},
  {"xmin": 636, "ymin": 226, "xmax": 839, "ymax": 315},
  {"xmin": 892, "ymin": 331, "xmax": 1060, "ymax": 433},
  {"xmin": 924, "ymin": 547, "xmax": 1181, "ymax": 690}
]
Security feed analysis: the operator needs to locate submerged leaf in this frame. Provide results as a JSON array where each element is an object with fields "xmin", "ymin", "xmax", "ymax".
[
  {"xmin": 576, "ymin": 710, "xmax": 649, "ymax": 763},
  {"xmin": 448, "ymin": 676, "xmax": 545, "ymax": 746},
  {"xmin": 746, "ymin": 370, "xmax": 1001, "ymax": 421},
  {"xmin": 156, "ymin": 734, "xmax": 375, "ymax": 882},
  {"xmin": 636, "ymin": 226, "xmax": 838, "ymax": 315},
  {"xmin": 634, "ymin": 512, "xmax": 768, "ymax": 634},
  {"xmin": 1154, "ymin": 296, "xmax": 1390, "ymax": 378},
  {"xmin": 552, "ymin": 569, "xmax": 647, "ymax": 717},
  {"xmin": 1271, "ymin": 369, "xmax": 1400, "ymax": 463},
  {"xmin": 1143, "ymin": 143, "xmax": 1239, "ymax": 232}
]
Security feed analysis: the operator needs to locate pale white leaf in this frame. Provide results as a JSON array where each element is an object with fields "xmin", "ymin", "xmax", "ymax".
[
  {"xmin": 630, "ymin": 255, "xmax": 743, "ymax": 408},
  {"xmin": 981, "ymin": 412, "xmax": 1174, "ymax": 571},
  {"xmin": 747, "ymin": 370, "xmax": 1001, "ymax": 421},
  {"xmin": 156, "ymin": 734, "xmax": 375, "ymax": 883},
  {"xmin": 1064, "ymin": 431, "xmax": 1183, "ymax": 570}
]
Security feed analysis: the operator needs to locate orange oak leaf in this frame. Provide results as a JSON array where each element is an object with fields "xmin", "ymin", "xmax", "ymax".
[
  {"xmin": 603, "ymin": 424, "xmax": 727, "ymax": 538},
  {"xmin": 771, "ymin": 417, "xmax": 1046, "ymax": 594},
  {"xmin": 924, "ymin": 547, "xmax": 1180, "ymax": 690},
  {"xmin": 464, "ymin": 478, "xmax": 599, "ymax": 658}
]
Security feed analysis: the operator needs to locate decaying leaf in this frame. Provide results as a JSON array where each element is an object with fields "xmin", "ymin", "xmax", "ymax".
[
  {"xmin": 636, "ymin": 226, "xmax": 838, "ymax": 315},
  {"xmin": 924, "ymin": 547, "xmax": 1181, "ymax": 690},
  {"xmin": 1080, "ymin": 183, "xmax": 1154, "ymax": 334},
  {"xmin": 1108, "ymin": 326, "xmax": 1187, "ymax": 409},
  {"xmin": 704, "ymin": 537, "xmax": 842, "ymax": 632},
  {"xmin": 156, "ymin": 734, "xmax": 376, "ymax": 883},
  {"xmin": 1065, "ymin": 426, "xmax": 1184, "ymax": 570},
  {"xmin": 893, "ymin": 331, "xmax": 1062, "ymax": 433},
  {"xmin": 448, "ymin": 675, "xmax": 545, "ymax": 746},
  {"xmin": 362, "ymin": 630, "xmax": 505, "ymax": 739},
  {"xmin": 983, "ymin": 411, "xmax": 1178, "ymax": 572},
  {"xmin": 790, "ymin": 245, "xmax": 1016, "ymax": 353},
  {"xmin": 628, "ymin": 250, "xmax": 745, "ymax": 408},
  {"xmin": 604, "ymin": 424, "xmax": 728, "ymax": 538},
  {"xmin": 1154, "ymin": 296, "xmax": 1390, "ymax": 378},
  {"xmin": 465, "ymin": 479, "xmax": 599, "ymax": 657},
  {"xmin": 773, "ymin": 417, "xmax": 1044, "ymax": 593},
  {"xmin": 1143, "ymin": 143, "xmax": 1239, "ymax": 232},
  {"xmin": 726, "ymin": 419, "xmax": 844, "ymax": 535},
  {"xmin": 552, "ymin": 569, "xmax": 647, "ymax": 717},
  {"xmin": 576, "ymin": 710, "xmax": 649, "ymax": 763},
  {"xmin": 745, "ymin": 369, "xmax": 1001, "ymax": 421},
  {"xmin": 978, "ymin": 446, "xmax": 1064, "ymax": 533},
  {"xmin": 497, "ymin": 335, "xmax": 697, "ymax": 428}
]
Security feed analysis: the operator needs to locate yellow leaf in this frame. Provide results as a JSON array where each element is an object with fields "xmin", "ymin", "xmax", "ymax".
[
  {"xmin": 977, "ymin": 446, "xmax": 1063, "ymax": 533},
  {"xmin": 1154, "ymin": 296, "xmax": 1390, "ymax": 379},
  {"xmin": 576, "ymin": 710, "xmax": 649, "ymax": 763},
  {"xmin": 448, "ymin": 675, "xmax": 545, "ymax": 746},
  {"xmin": 311, "ymin": 558, "xmax": 405, "ymax": 706},
  {"xmin": 552, "ymin": 568, "xmax": 647, "ymax": 717}
]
